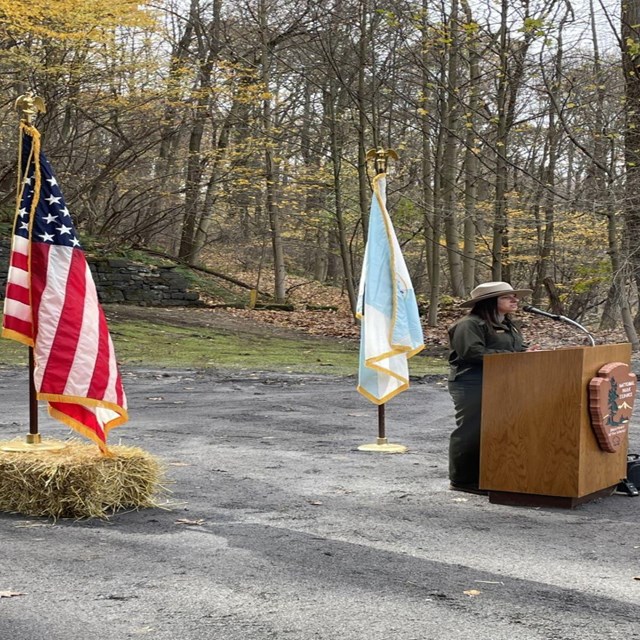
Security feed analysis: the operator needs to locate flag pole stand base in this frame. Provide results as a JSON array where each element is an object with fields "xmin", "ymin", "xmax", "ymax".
[
  {"xmin": 357, "ymin": 438, "xmax": 407, "ymax": 453},
  {"xmin": 0, "ymin": 434, "xmax": 67, "ymax": 453}
]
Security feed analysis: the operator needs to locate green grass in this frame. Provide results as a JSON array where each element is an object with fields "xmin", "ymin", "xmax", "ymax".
[{"xmin": 0, "ymin": 313, "xmax": 447, "ymax": 376}]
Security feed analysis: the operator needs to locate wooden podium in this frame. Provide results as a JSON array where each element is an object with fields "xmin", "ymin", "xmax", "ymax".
[{"xmin": 479, "ymin": 344, "xmax": 631, "ymax": 508}]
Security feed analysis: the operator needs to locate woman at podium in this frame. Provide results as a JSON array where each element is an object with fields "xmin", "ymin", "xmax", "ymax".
[{"xmin": 447, "ymin": 281, "xmax": 535, "ymax": 494}]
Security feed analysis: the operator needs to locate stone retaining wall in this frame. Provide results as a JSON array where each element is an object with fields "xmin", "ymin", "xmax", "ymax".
[{"xmin": 0, "ymin": 239, "xmax": 201, "ymax": 306}]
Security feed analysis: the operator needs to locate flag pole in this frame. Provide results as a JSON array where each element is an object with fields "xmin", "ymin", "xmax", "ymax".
[
  {"xmin": 357, "ymin": 147, "xmax": 408, "ymax": 454},
  {"xmin": 1, "ymin": 92, "xmax": 64, "ymax": 453},
  {"xmin": 27, "ymin": 347, "xmax": 40, "ymax": 443}
]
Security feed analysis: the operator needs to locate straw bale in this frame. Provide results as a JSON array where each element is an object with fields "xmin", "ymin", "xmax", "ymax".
[{"xmin": 0, "ymin": 440, "xmax": 163, "ymax": 519}]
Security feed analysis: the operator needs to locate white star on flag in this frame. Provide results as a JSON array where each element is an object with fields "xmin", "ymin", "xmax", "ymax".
[
  {"xmin": 38, "ymin": 232, "xmax": 55, "ymax": 242},
  {"xmin": 43, "ymin": 213, "xmax": 58, "ymax": 224},
  {"xmin": 45, "ymin": 195, "xmax": 61, "ymax": 205},
  {"xmin": 59, "ymin": 206, "xmax": 70, "ymax": 217},
  {"xmin": 56, "ymin": 224, "xmax": 72, "ymax": 235},
  {"xmin": 18, "ymin": 208, "xmax": 28, "ymax": 217},
  {"xmin": 46, "ymin": 177, "xmax": 58, "ymax": 187}
]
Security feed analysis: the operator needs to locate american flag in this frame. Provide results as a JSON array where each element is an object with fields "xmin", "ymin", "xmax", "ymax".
[{"xmin": 2, "ymin": 124, "xmax": 127, "ymax": 452}]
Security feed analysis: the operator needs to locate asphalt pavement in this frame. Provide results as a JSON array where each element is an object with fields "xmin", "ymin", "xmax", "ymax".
[{"xmin": 1, "ymin": 365, "xmax": 639, "ymax": 640}]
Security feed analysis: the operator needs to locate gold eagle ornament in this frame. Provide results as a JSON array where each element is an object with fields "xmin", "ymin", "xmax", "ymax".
[
  {"xmin": 366, "ymin": 147, "xmax": 399, "ymax": 174},
  {"xmin": 15, "ymin": 92, "xmax": 46, "ymax": 123}
]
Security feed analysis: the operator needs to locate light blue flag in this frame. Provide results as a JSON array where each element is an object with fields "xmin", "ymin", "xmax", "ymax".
[{"xmin": 356, "ymin": 173, "xmax": 424, "ymax": 404}]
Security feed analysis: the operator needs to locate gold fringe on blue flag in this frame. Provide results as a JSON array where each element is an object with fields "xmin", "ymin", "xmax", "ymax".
[{"xmin": 356, "ymin": 173, "xmax": 424, "ymax": 404}]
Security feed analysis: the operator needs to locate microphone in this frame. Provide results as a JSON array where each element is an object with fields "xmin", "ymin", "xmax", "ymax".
[
  {"xmin": 521, "ymin": 305, "xmax": 595, "ymax": 346},
  {"xmin": 522, "ymin": 305, "xmax": 561, "ymax": 320}
]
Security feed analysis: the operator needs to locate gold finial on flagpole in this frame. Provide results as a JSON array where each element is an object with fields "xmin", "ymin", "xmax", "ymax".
[
  {"xmin": 15, "ymin": 91, "xmax": 46, "ymax": 125},
  {"xmin": 366, "ymin": 147, "xmax": 399, "ymax": 175}
]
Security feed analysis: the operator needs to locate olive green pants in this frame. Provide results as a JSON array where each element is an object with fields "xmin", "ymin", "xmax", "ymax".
[{"xmin": 448, "ymin": 373, "xmax": 483, "ymax": 486}]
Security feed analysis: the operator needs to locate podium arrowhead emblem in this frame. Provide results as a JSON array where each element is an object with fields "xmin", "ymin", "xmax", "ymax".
[{"xmin": 588, "ymin": 362, "xmax": 637, "ymax": 453}]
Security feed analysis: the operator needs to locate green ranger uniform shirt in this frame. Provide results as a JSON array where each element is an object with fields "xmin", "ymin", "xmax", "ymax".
[{"xmin": 448, "ymin": 314, "xmax": 528, "ymax": 381}]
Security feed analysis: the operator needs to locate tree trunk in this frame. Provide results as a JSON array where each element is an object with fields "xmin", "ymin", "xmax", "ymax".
[
  {"xmin": 179, "ymin": 116, "xmax": 207, "ymax": 262},
  {"xmin": 534, "ymin": 19, "xmax": 565, "ymax": 304},
  {"xmin": 178, "ymin": 0, "xmax": 222, "ymax": 263},
  {"xmin": 357, "ymin": 0, "xmax": 372, "ymax": 242},
  {"xmin": 427, "ymin": 53, "xmax": 447, "ymax": 326},
  {"xmin": 325, "ymin": 83, "xmax": 357, "ymax": 314},
  {"xmin": 491, "ymin": 0, "xmax": 509, "ymax": 281},
  {"xmin": 491, "ymin": 0, "xmax": 535, "ymax": 282},
  {"xmin": 441, "ymin": 0, "xmax": 465, "ymax": 297},
  {"xmin": 420, "ymin": 0, "xmax": 437, "ymax": 323},
  {"xmin": 593, "ymin": 0, "xmax": 618, "ymax": 329},
  {"xmin": 621, "ymin": 0, "xmax": 640, "ymax": 345},
  {"xmin": 313, "ymin": 229, "xmax": 329, "ymax": 283},
  {"xmin": 260, "ymin": 0, "xmax": 286, "ymax": 302},
  {"xmin": 461, "ymin": 0, "xmax": 479, "ymax": 292}
]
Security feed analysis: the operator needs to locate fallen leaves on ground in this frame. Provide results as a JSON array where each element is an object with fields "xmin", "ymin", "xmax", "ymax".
[
  {"xmin": 225, "ymin": 302, "xmax": 628, "ymax": 352},
  {"xmin": 0, "ymin": 591, "xmax": 26, "ymax": 598},
  {"xmin": 463, "ymin": 589, "xmax": 482, "ymax": 597},
  {"xmin": 227, "ymin": 308, "xmax": 359, "ymax": 340},
  {"xmin": 174, "ymin": 518, "xmax": 205, "ymax": 526}
]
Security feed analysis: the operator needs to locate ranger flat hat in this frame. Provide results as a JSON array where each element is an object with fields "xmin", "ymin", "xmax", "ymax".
[{"xmin": 460, "ymin": 281, "xmax": 532, "ymax": 308}]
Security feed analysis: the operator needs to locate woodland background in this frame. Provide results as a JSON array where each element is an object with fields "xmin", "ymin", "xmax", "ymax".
[{"xmin": 2, "ymin": 0, "xmax": 640, "ymax": 347}]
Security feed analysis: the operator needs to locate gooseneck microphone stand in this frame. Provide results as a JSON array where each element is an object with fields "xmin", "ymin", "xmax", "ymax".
[{"xmin": 522, "ymin": 305, "xmax": 596, "ymax": 347}]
